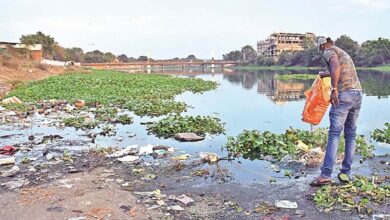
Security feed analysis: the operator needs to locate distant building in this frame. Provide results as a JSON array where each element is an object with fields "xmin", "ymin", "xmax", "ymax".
[
  {"xmin": 0, "ymin": 41, "xmax": 43, "ymax": 61},
  {"xmin": 257, "ymin": 32, "xmax": 315, "ymax": 59}
]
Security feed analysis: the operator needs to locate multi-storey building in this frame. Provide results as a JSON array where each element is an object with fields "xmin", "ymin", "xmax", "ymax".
[{"xmin": 257, "ymin": 32, "xmax": 315, "ymax": 59}]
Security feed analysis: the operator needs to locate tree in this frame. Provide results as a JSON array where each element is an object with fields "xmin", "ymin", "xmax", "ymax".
[
  {"xmin": 84, "ymin": 50, "xmax": 105, "ymax": 63},
  {"xmin": 223, "ymin": 50, "xmax": 242, "ymax": 61},
  {"xmin": 360, "ymin": 38, "xmax": 390, "ymax": 66},
  {"xmin": 185, "ymin": 55, "xmax": 197, "ymax": 60},
  {"xmin": 65, "ymin": 47, "xmax": 84, "ymax": 62},
  {"xmin": 302, "ymin": 36, "xmax": 315, "ymax": 49},
  {"xmin": 117, "ymin": 54, "xmax": 129, "ymax": 62},
  {"xmin": 103, "ymin": 52, "xmax": 115, "ymax": 63},
  {"xmin": 137, "ymin": 56, "xmax": 148, "ymax": 61},
  {"xmin": 52, "ymin": 43, "xmax": 66, "ymax": 61},
  {"xmin": 335, "ymin": 35, "xmax": 359, "ymax": 60},
  {"xmin": 241, "ymin": 45, "xmax": 257, "ymax": 61},
  {"xmin": 20, "ymin": 31, "xmax": 55, "ymax": 59}
]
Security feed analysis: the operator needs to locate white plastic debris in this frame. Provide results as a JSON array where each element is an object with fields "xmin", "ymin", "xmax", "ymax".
[
  {"xmin": 174, "ymin": 194, "xmax": 194, "ymax": 206},
  {"xmin": 139, "ymin": 144, "xmax": 154, "ymax": 156},
  {"xmin": 106, "ymin": 145, "xmax": 138, "ymax": 158},
  {"xmin": 0, "ymin": 156, "xmax": 16, "ymax": 165},
  {"xmin": 1, "ymin": 96, "xmax": 23, "ymax": 104},
  {"xmin": 117, "ymin": 155, "xmax": 139, "ymax": 163},
  {"xmin": 1, "ymin": 165, "xmax": 19, "ymax": 177},
  {"xmin": 199, "ymin": 152, "xmax": 219, "ymax": 163},
  {"xmin": 274, "ymin": 200, "xmax": 298, "ymax": 209}
]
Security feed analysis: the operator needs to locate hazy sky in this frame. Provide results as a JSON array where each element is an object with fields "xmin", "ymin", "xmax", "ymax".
[{"xmin": 1, "ymin": 0, "xmax": 389, "ymax": 59}]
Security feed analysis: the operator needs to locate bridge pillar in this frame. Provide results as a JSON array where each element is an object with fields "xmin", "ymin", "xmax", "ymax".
[
  {"xmin": 221, "ymin": 64, "xmax": 224, "ymax": 71},
  {"xmin": 162, "ymin": 64, "xmax": 164, "ymax": 73},
  {"xmin": 182, "ymin": 65, "xmax": 186, "ymax": 72}
]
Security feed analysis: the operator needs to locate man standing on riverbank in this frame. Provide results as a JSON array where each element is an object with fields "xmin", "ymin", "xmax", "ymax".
[{"xmin": 310, "ymin": 37, "xmax": 363, "ymax": 186}]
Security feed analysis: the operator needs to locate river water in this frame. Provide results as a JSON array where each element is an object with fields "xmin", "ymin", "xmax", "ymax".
[{"xmin": 1, "ymin": 69, "xmax": 389, "ymax": 183}]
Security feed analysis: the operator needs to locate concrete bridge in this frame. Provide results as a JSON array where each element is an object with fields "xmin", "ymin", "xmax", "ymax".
[{"xmin": 81, "ymin": 60, "xmax": 239, "ymax": 71}]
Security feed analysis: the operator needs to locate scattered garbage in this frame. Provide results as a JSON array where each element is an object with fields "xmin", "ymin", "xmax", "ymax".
[
  {"xmin": 168, "ymin": 205, "xmax": 185, "ymax": 211},
  {"xmin": 171, "ymin": 194, "xmax": 194, "ymax": 206},
  {"xmin": 1, "ymin": 165, "xmax": 19, "ymax": 177},
  {"xmin": 1, "ymin": 96, "xmax": 23, "ymax": 104},
  {"xmin": 1, "ymin": 178, "xmax": 29, "ymax": 189},
  {"xmin": 0, "ymin": 145, "xmax": 17, "ymax": 156},
  {"xmin": 199, "ymin": 152, "xmax": 219, "ymax": 163},
  {"xmin": 152, "ymin": 145, "xmax": 174, "ymax": 158},
  {"xmin": 274, "ymin": 200, "xmax": 298, "ymax": 209},
  {"xmin": 174, "ymin": 133, "xmax": 205, "ymax": 142},
  {"xmin": 117, "ymin": 155, "xmax": 139, "ymax": 163},
  {"xmin": 172, "ymin": 154, "xmax": 191, "ymax": 161},
  {"xmin": 106, "ymin": 145, "xmax": 138, "ymax": 158},
  {"xmin": 139, "ymin": 144, "xmax": 154, "ymax": 156},
  {"xmin": 74, "ymin": 99, "xmax": 85, "ymax": 109},
  {"xmin": 0, "ymin": 156, "xmax": 16, "ymax": 165}
]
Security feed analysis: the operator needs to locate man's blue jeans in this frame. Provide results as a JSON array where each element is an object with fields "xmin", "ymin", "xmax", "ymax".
[{"xmin": 320, "ymin": 90, "xmax": 362, "ymax": 178}]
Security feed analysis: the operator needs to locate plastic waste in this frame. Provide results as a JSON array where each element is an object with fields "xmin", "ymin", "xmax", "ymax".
[{"xmin": 302, "ymin": 76, "xmax": 331, "ymax": 125}]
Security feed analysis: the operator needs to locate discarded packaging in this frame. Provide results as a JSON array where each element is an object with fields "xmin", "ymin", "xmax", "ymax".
[
  {"xmin": 0, "ymin": 156, "xmax": 16, "ymax": 165},
  {"xmin": 74, "ymin": 99, "xmax": 85, "ymax": 108},
  {"xmin": 274, "ymin": 200, "xmax": 298, "ymax": 209},
  {"xmin": 174, "ymin": 194, "xmax": 194, "ymax": 206},
  {"xmin": 1, "ymin": 165, "xmax": 20, "ymax": 177},
  {"xmin": 172, "ymin": 154, "xmax": 191, "ymax": 161},
  {"xmin": 0, "ymin": 145, "xmax": 17, "ymax": 156},
  {"xmin": 139, "ymin": 144, "xmax": 154, "ymax": 156},
  {"xmin": 1, "ymin": 96, "xmax": 23, "ymax": 104},
  {"xmin": 106, "ymin": 145, "xmax": 138, "ymax": 158},
  {"xmin": 199, "ymin": 152, "xmax": 219, "ymax": 163},
  {"xmin": 117, "ymin": 155, "xmax": 139, "ymax": 163},
  {"xmin": 168, "ymin": 205, "xmax": 185, "ymax": 211}
]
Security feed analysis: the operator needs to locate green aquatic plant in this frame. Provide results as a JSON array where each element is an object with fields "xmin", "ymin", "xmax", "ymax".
[
  {"xmin": 6, "ymin": 70, "xmax": 217, "ymax": 117},
  {"xmin": 224, "ymin": 128, "xmax": 374, "ymax": 161},
  {"xmin": 275, "ymin": 73, "xmax": 317, "ymax": 80},
  {"xmin": 62, "ymin": 117, "xmax": 99, "ymax": 129},
  {"xmin": 115, "ymin": 114, "xmax": 133, "ymax": 125},
  {"xmin": 371, "ymin": 122, "xmax": 390, "ymax": 144},
  {"xmin": 146, "ymin": 114, "xmax": 225, "ymax": 138},
  {"xmin": 125, "ymin": 99, "xmax": 187, "ymax": 117},
  {"xmin": 313, "ymin": 175, "xmax": 390, "ymax": 214},
  {"xmin": 1, "ymin": 103, "xmax": 33, "ymax": 112}
]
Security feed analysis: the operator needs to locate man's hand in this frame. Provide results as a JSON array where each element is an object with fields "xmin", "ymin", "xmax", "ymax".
[
  {"xmin": 319, "ymin": 71, "xmax": 330, "ymax": 78},
  {"xmin": 330, "ymin": 90, "xmax": 339, "ymax": 107}
]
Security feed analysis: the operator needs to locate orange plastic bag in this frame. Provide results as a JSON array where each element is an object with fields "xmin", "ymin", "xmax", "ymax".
[{"xmin": 302, "ymin": 76, "xmax": 331, "ymax": 125}]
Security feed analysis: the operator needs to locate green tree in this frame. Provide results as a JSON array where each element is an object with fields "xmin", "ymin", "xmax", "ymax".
[
  {"xmin": 361, "ymin": 38, "xmax": 390, "ymax": 66},
  {"xmin": 241, "ymin": 45, "xmax": 257, "ymax": 61},
  {"xmin": 117, "ymin": 54, "xmax": 129, "ymax": 62},
  {"xmin": 103, "ymin": 52, "xmax": 115, "ymax": 62},
  {"xmin": 335, "ymin": 35, "xmax": 359, "ymax": 59},
  {"xmin": 84, "ymin": 50, "xmax": 105, "ymax": 63},
  {"xmin": 65, "ymin": 47, "xmax": 84, "ymax": 62},
  {"xmin": 185, "ymin": 54, "xmax": 197, "ymax": 60},
  {"xmin": 52, "ymin": 43, "xmax": 66, "ymax": 61},
  {"xmin": 137, "ymin": 56, "xmax": 148, "ymax": 61},
  {"xmin": 20, "ymin": 31, "xmax": 55, "ymax": 58},
  {"xmin": 223, "ymin": 50, "xmax": 242, "ymax": 61}
]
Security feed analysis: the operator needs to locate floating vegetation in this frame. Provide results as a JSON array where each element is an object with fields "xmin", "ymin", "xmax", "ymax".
[
  {"xmin": 224, "ymin": 128, "xmax": 374, "ymax": 161},
  {"xmin": 313, "ymin": 175, "xmax": 390, "ymax": 214},
  {"xmin": 115, "ymin": 114, "xmax": 133, "ymax": 125},
  {"xmin": 62, "ymin": 117, "xmax": 99, "ymax": 129},
  {"xmin": 6, "ymin": 70, "xmax": 217, "ymax": 117},
  {"xmin": 94, "ymin": 107, "xmax": 118, "ymax": 122},
  {"xmin": 275, "ymin": 73, "xmax": 317, "ymax": 81},
  {"xmin": 1, "ymin": 103, "xmax": 33, "ymax": 112},
  {"xmin": 125, "ymin": 99, "xmax": 187, "ymax": 117},
  {"xmin": 371, "ymin": 122, "xmax": 390, "ymax": 144},
  {"xmin": 146, "ymin": 115, "xmax": 225, "ymax": 138}
]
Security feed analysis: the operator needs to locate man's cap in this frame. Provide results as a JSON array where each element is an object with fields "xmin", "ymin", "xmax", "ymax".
[{"xmin": 317, "ymin": 37, "xmax": 327, "ymax": 52}]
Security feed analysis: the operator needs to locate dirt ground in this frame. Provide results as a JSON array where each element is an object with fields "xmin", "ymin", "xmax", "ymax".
[
  {"xmin": 0, "ymin": 167, "xmax": 164, "ymax": 220},
  {"xmin": 0, "ymin": 58, "xmax": 79, "ymax": 97}
]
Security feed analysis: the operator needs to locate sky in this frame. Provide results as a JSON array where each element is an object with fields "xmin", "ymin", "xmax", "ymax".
[{"xmin": 1, "ymin": 0, "xmax": 389, "ymax": 59}]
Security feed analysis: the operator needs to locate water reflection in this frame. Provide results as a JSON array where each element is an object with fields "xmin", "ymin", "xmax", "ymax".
[{"xmin": 222, "ymin": 70, "xmax": 390, "ymax": 101}]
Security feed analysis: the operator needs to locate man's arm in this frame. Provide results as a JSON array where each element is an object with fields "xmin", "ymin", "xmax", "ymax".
[
  {"xmin": 329, "ymin": 56, "xmax": 340, "ymax": 91},
  {"xmin": 329, "ymin": 56, "xmax": 341, "ymax": 106}
]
